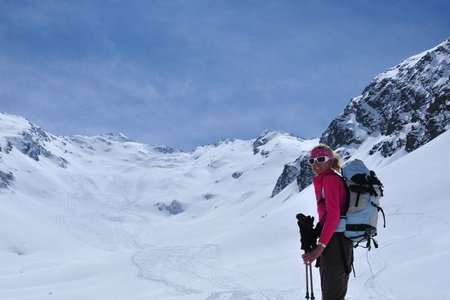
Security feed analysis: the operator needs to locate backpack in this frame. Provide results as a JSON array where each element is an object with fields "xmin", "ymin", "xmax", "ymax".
[{"xmin": 324, "ymin": 159, "xmax": 386, "ymax": 249}]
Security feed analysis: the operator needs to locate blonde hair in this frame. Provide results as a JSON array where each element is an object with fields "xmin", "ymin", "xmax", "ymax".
[{"xmin": 311, "ymin": 144, "xmax": 342, "ymax": 173}]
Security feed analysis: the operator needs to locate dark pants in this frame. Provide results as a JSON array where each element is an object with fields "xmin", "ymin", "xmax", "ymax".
[{"xmin": 319, "ymin": 233, "xmax": 353, "ymax": 300}]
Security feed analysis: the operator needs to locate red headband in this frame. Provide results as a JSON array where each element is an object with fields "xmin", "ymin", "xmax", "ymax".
[{"xmin": 310, "ymin": 148, "xmax": 334, "ymax": 159}]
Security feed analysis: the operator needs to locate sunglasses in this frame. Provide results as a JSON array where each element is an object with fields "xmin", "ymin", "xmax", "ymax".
[{"xmin": 308, "ymin": 156, "xmax": 331, "ymax": 165}]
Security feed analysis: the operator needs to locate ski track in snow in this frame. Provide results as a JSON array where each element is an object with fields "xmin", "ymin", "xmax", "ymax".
[
  {"xmin": 359, "ymin": 207, "xmax": 432, "ymax": 300},
  {"xmin": 362, "ymin": 252, "xmax": 390, "ymax": 300},
  {"xmin": 55, "ymin": 180, "xmax": 140, "ymax": 251},
  {"xmin": 131, "ymin": 245, "xmax": 302, "ymax": 299},
  {"xmin": 204, "ymin": 289, "xmax": 302, "ymax": 300},
  {"xmin": 131, "ymin": 244, "xmax": 243, "ymax": 295}
]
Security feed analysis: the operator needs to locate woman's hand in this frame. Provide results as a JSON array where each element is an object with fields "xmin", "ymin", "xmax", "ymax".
[{"xmin": 302, "ymin": 246, "xmax": 324, "ymax": 265}]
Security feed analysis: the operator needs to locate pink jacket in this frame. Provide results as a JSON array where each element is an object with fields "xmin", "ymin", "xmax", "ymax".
[{"xmin": 313, "ymin": 169, "xmax": 347, "ymax": 245}]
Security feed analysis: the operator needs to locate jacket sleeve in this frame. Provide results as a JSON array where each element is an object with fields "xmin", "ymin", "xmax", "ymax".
[{"xmin": 319, "ymin": 175, "xmax": 346, "ymax": 245}]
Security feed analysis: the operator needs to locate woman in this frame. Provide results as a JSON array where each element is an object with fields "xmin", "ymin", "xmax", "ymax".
[{"xmin": 301, "ymin": 144, "xmax": 353, "ymax": 300}]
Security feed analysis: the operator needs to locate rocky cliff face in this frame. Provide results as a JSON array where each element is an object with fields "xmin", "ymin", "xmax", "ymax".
[
  {"xmin": 273, "ymin": 38, "xmax": 450, "ymax": 195},
  {"xmin": 321, "ymin": 38, "xmax": 450, "ymax": 158},
  {"xmin": 2, "ymin": 120, "xmax": 69, "ymax": 167},
  {"xmin": 271, "ymin": 154, "xmax": 314, "ymax": 197}
]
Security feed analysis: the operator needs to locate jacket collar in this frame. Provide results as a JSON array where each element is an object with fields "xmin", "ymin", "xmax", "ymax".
[{"xmin": 315, "ymin": 168, "xmax": 336, "ymax": 179}]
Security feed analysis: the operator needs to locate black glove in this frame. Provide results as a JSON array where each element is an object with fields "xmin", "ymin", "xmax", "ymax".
[{"xmin": 296, "ymin": 213, "xmax": 318, "ymax": 252}]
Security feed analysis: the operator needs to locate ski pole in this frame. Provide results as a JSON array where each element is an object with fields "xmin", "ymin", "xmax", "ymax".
[
  {"xmin": 305, "ymin": 263, "xmax": 310, "ymax": 300},
  {"xmin": 309, "ymin": 263, "xmax": 315, "ymax": 300}
]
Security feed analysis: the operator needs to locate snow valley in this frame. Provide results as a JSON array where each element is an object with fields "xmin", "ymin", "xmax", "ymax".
[{"xmin": 0, "ymin": 38, "xmax": 449, "ymax": 299}]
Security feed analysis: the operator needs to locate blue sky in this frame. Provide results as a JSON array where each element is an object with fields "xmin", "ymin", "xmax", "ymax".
[{"xmin": 1, "ymin": 0, "xmax": 449, "ymax": 151}]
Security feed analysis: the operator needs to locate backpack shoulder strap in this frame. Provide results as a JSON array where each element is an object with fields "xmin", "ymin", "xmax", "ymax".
[{"xmin": 320, "ymin": 173, "xmax": 350, "ymax": 215}]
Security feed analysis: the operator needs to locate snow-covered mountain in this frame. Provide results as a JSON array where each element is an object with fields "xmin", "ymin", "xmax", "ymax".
[
  {"xmin": 322, "ymin": 37, "xmax": 449, "ymax": 158},
  {"xmin": 273, "ymin": 37, "xmax": 450, "ymax": 195},
  {"xmin": 2, "ymin": 108, "xmax": 450, "ymax": 299},
  {"xmin": 1, "ymin": 38, "xmax": 450, "ymax": 300},
  {"xmin": 0, "ymin": 111, "xmax": 320, "ymax": 299}
]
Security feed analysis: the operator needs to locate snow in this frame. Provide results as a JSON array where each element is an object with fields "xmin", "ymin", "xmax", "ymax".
[
  {"xmin": 0, "ymin": 113, "xmax": 31, "ymax": 144},
  {"xmin": 1, "ymin": 111, "xmax": 450, "ymax": 299}
]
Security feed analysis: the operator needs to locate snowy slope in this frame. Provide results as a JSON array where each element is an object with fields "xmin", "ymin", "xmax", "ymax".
[
  {"xmin": 0, "ymin": 112, "xmax": 313, "ymax": 299},
  {"xmin": 1, "ymin": 109, "xmax": 450, "ymax": 299},
  {"xmin": 349, "ymin": 128, "xmax": 450, "ymax": 300}
]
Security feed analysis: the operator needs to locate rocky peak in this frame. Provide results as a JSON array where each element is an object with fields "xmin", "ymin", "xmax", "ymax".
[
  {"xmin": 253, "ymin": 130, "xmax": 302, "ymax": 157},
  {"xmin": 273, "ymin": 38, "xmax": 450, "ymax": 196},
  {"xmin": 321, "ymin": 38, "xmax": 450, "ymax": 158}
]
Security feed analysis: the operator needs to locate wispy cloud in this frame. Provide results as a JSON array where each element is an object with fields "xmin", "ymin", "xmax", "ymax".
[{"xmin": 1, "ymin": 0, "xmax": 449, "ymax": 150}]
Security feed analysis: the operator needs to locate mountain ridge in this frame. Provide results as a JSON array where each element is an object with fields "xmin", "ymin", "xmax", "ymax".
[
  {"xmin": 321, "ymin": 37, "xmax": 449, "ymax": 157},
  {"xmin": 272, "ymin": 37, "xmax": 450, "ymax": 196}
]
